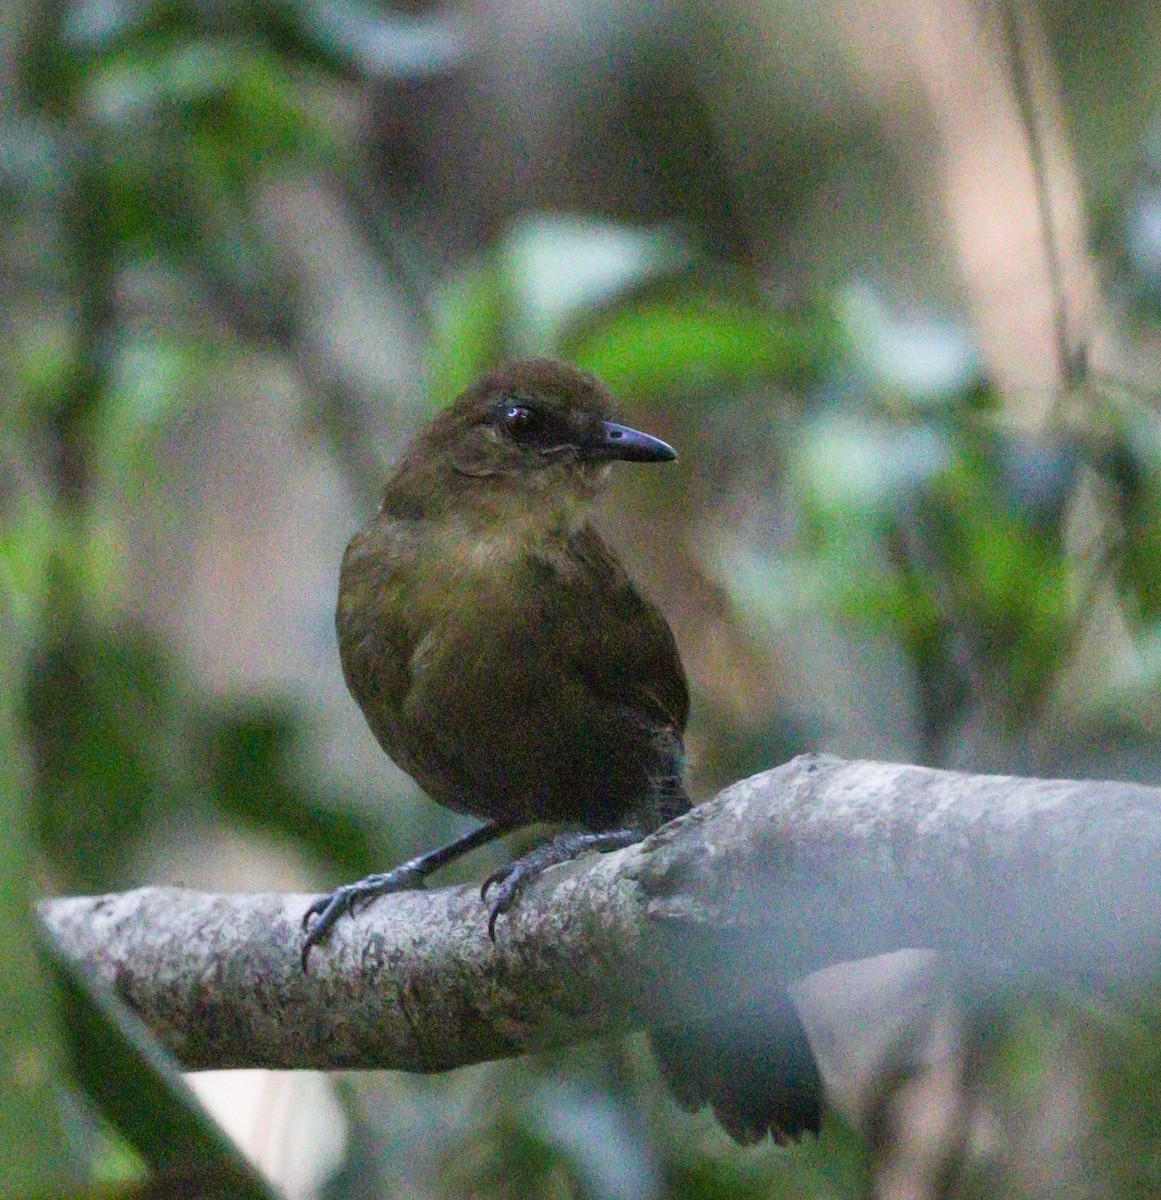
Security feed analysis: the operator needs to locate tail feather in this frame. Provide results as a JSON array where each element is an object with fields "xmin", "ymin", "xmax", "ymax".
[
  {"xmin": 650, "ymin": 994, "xmax": 824, "ymax": 1145},
  {"xmin": 637, "ymin": 780, "xmax": 822, "ymax": 1143}
]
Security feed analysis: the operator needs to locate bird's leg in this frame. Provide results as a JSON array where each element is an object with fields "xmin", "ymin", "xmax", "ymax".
[
  {"xmin": 480, "ymin": 827, "xmax": 640, "ymax": 940},
  {"xmin": 301, "ymin": 819, "xmax": 514, "ymax": 968}
]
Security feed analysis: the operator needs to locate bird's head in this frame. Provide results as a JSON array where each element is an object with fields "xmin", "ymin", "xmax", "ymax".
[{"xmin": 384, "ymin": 359, "xmax": 676, "ymax": 525}]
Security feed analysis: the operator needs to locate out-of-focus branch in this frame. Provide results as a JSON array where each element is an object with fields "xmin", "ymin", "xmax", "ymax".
[{"xmin": 41, "ymin": 754, "xmax": 1161, "ymax": 1075}]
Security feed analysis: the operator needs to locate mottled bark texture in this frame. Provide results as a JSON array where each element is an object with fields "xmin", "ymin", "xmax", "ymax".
[{"xmin": 40, "ymin": 754, "xmax": 1161, "ymax": 1076}]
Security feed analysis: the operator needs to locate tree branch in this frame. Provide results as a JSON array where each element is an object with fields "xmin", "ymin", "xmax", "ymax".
[{"xmin": 41, "ymin": 754, "xmax": 1161, "ymax": 1076}]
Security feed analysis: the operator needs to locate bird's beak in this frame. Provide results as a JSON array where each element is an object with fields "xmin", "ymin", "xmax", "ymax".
[{"xmin": 589, "ymin": 421, "xmax": 678, "ymax": 464}]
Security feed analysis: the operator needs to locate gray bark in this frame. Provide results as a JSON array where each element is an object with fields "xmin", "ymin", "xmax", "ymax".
[{"xmin": 40, "ymin": 753, "xmax": 1161, "ymax": 1075}]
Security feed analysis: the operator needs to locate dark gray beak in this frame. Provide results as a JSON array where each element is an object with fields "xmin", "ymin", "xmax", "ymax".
[{"xmin": 595, "ymin": 421, "xmax": 678, "ymax": 464}]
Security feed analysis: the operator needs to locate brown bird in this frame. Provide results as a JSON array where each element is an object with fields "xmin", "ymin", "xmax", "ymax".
[{"xmin": 302, "ymin": 358, "xmax": 821, "ymax": 1143}]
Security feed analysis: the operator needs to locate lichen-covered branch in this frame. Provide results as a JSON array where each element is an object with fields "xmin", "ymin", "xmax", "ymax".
[{"xmin": 40, "ymin": 754, "xmax": 1161, "ymax": 1075}]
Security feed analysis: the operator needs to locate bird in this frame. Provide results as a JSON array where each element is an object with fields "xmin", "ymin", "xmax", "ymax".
[{"xmin": 301, "ymin": 357, "xmax": 822, "ymax": 1143}]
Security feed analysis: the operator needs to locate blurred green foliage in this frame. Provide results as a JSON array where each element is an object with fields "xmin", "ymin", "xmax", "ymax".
[
  {"xmin": 0, "ymin": 620, "xmax": 75, "ymax": 1193},
  {"xmin": 7, "ymin": 0, "xmax": 1161, "ymax": 1196}
]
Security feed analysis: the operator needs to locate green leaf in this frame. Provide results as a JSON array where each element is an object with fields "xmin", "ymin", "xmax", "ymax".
[
  {"xmin": 225, "ymin": 48, "xmax": 341, "ymax": 165},
  {"xmin": 88, "ymin": 39, "xmax": 336, "ymax": 155},
  {"xmin": 45, "ymin": 939, "xmax": 281, "ymax": 1200},
  {"xmin": 0, "ymin": 485, "xmax": 61, "ymax": 634},
  {"xmin": 786, "ymin": 417, "xmax": 1071, "ymax": 720},
  {"xmin": 0, "ymin": 606, "xmax": 74, "ymax": 1192},
  {"xmin": 86, "ymin": 41, "xmax": 243, "ymax": 123},
  {"xmin": 425, "ymin": 260, "xmax": 509, "ymax": 407},
  {"xmin": 88, "ymin": 40, "xmax": 341, "ymax": 249},
  {"xmin": 1102, "ymin": 403, "xmax": 1161, "ymax": 624},
  {"xmin": 504, "ymin": 215, "xmax": 689, "ymax": 354},
  {"xmin": 26, "ymin": 624, "xmax": 181, "ymax": 892},
  {"xmin": 918, "ymin": 453, "xmax": 1071, "ymax": 714},
  {"xmin": 566, "ymin": 292, "xmax": 840, "ymax": 401}
]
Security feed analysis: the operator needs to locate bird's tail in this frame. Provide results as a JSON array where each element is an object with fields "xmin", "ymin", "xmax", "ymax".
[
  {"xmin": 638, "ymin": 776, "xmax": 822, "ymax": 1143},
  {"xmin": 649, "ymin": 994, "xmax": 824, "ymax": 1145}
]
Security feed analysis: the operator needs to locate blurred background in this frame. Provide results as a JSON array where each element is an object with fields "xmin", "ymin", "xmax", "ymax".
[{"xmin": 6, "ymin": 0, "xmax": 1161, "ymax": 1195}]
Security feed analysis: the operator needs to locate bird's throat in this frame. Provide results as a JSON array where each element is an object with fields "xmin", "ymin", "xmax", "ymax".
[{"xmin": 430, "ymin": 503, "xmax": 582, "ymax": 579}]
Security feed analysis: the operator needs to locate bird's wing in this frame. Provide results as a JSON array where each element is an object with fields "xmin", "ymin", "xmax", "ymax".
[
  {"xmin": 555, "ymin": 524, "xmax": 690, "ymax": 736},
  {"xmin": 335, "ymin": 518, "xmax": 419, "ymax": 739}
]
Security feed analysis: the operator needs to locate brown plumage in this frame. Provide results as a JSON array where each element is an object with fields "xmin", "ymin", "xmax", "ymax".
[
  {"xmin": 331, "ymin": 359, "xmax": 688, "ymax": 833},
  {"xmin": 303, "ymin": 358, "xmax": 822, "ymax": 1143}
]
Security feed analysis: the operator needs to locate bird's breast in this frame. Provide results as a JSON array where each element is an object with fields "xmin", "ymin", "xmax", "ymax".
[
  {"xmin": 339, "ymin": 513, "xmax": 574, "ymax": 717},
  {"xmin": 338, "ymin": 514, "xmax": 683, "ymax": 827}
]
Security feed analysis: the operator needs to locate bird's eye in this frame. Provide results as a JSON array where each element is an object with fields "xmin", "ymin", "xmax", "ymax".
[{"xmin": 501, "ymin": 404, "xmax": 539, "ymax": 439}]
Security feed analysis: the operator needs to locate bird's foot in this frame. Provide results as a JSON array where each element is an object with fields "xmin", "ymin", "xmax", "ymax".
[
  {"xmin": 301, "ymin": 863, "xmax": 425, "ymax": 970},
  {"xmin": 480, "ymin": 828, "xmax": 639, "ymax": 940}
]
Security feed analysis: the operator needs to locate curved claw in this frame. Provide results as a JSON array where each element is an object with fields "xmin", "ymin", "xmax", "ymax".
[
  {"xmin": 485, "ymin": 878, "xmax": 522, "ymax": 941},
  {"xmin": 481, "ymin": 828, "xmax": 641, "ymax": 942},
  {"xmin": 300, "ymin": 889, "xmax": 357, "ymax": 971},
  {"xmin": 480, "ymin": 864, "xmax": 514, "ymax": 903},
  {"xmin": 299, "ymin": 865, "xmax": 427, "ymax": 971},
  {"xmin": 482, "ymin": 870, "xmax": 518, "ymax": 940},
  {"xmin": 300, "ymin": 823, "xmax": 512, "ymax": 969},
  {"xmin": 301, "ymin": 894, "xmax": 331, "ymax": 931}
]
